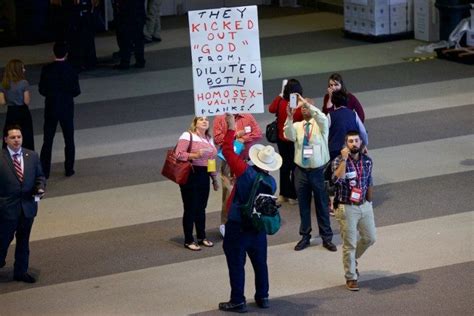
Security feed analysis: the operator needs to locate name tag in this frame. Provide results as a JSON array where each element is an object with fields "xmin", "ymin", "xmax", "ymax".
[
  {"xmin": 346, "ymin": 171, "xmax": 357, "ymax": 179},
  {"xmin": 303, "ymin": 145, "xmax": 313, "ymax": 158},
  {"xmin": 244, "ymin": 126, "xmax": 251, "ymax": 133},
  {"xmin": 350, "ymin": 187, "xmax": 362, "ymax": 203},
  {"xmin": 207, "ymin": 159, "xmax": 216, "ymax": 173}
]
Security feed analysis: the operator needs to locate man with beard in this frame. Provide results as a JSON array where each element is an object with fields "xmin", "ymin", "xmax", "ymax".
[{"xmin": 332, "ymin": 131, "xmax": 376, "ymax": 291}]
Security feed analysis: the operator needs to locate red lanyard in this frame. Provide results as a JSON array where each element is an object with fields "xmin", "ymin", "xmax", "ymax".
[
  {"xmin": 348, "ymin": 156, "xmax": 363, "ymax": 188},
  {"xmin": 303, "ymin": 122, "xmax": 313, "ymax": 142}
]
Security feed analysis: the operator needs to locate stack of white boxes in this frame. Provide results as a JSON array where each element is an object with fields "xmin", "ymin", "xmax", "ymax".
[
  {"xmin": 344, "ymin": 0, "xmax": 414, "ymax": 36},
  {"xmin": 414, "ymin": 0, "xmax": 439, "ymax": 42}
]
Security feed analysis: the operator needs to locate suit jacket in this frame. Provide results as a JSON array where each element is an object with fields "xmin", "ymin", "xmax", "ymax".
[
  {"xmin": 39, "ymin": 61, "xmax": 81, "ymax": 118},
  {"xmin": 0, "ymin": 148, "xmax": 46, "ymax": 221}
]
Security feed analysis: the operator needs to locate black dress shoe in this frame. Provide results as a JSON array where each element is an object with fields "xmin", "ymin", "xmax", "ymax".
[
  {"xmin": 65, "ymin": 170, "xmax": 75, "ymax": 177},
  {"xmin": 113, "ymin": 63, "xmax": 130, "ymax": 70},
  {"xmin": 255, "ymin": 297, "xmax": 269, "ymax": 308},
  {"xmin": 144, "ymin": 38, "xmax": 153, "ymax": 44},
  {"xmin": 0, "ymin": 260, "xmax": 5, "ymax": 268},
  {"xmin": 133, "ymin": 62, "xmax": 145, "ymax": 69},
  {"xmin": 218, "ymin": 301, "xmax": 247, "ymax": 313},
  {"xmin": 152, "ymin": 36, "xmax": 162, "ymax": 42},
  {"xmin": 294, "ymin": 235, "xmax": 311, "ymax": 251},
  {"xmin": 323, "ymin": 241, "xmax": 337, "ymax": 252},
  {"xmin": 14, "ymin": 273, "xmax": 36, "ymax": 283}
]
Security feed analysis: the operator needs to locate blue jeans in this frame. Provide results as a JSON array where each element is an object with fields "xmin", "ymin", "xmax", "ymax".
[
  {"xmin": 223, "ymin": 221, "xmax": 269, "ymax": 304},
  {"xmin": 294, "ymin": 166, "xmax": 333, "ymax": 242}
]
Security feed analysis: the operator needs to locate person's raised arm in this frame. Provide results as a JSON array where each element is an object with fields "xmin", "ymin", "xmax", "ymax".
[{"xmin": 222, "ymin": 114, "xmax": 247, "ymax": 177}]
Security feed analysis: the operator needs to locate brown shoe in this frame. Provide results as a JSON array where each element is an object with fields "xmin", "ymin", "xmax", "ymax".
[{"xmin": 346, "ymin": 280, "xmax": 359, "ymax": 291}]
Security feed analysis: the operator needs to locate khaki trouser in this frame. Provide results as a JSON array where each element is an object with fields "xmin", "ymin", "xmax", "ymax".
[
  {"xmin": 144, "ymin": 0, "xmax": 162, "ymax": 40},
  {"xmin": 335, "ymin": 201, "xmax": 377, "ymax": 281}
]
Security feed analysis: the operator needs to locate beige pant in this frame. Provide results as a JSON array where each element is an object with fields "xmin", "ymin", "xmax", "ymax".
[
  {"xmin": 335, "ymin": 201, "xmax": 377, "ymax": 280},
  {"xmin": 144, "ymin": 0, "xmax": 162, "ymax": 40}
]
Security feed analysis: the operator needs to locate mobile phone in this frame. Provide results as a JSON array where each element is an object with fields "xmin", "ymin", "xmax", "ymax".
[{"xmin": 289, "ymin": 93, "xmax": 297, "ymax": 108}]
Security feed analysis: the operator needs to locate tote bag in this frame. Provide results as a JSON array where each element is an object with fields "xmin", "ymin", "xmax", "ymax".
[{"xmin": 161, "ymin": 133, "xmax": 193, "ymax": 185}]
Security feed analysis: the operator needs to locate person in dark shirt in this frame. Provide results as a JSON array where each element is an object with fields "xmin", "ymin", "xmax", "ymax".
[
  {"xmin": 218, "ymin": 114, "xmax": 282, "ymax": 313},
  {"xmin": 332, "ymin": 130, "xmax": 376, "ymax": 291},
  {"xmin": 39, "ymin": 42, "xmax": 81, "ymax": 178}
]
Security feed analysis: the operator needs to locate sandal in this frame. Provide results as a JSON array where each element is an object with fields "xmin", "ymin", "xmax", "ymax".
[
  {"xmin": 184, "ymin": 242, "xmax": 201, "ymax": 251},
  {"xmin": 198, "ymin": 239, "xmax": 214, "ymax": 247}
]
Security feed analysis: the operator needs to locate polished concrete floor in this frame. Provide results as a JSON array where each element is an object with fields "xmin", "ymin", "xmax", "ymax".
[{"xmin": 0, "ymin": 4, "xmax": 473, "ymax": 316}]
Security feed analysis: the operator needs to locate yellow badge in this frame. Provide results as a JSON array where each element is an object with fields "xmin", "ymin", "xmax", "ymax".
[{"xmin": 207, "ymin": 159, "xmax": 216, "ymax": 173}]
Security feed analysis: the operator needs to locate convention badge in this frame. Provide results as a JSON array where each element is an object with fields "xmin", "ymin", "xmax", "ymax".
[
  {"xmin": 207, "ymin": 159, "xmax": 216, "ymax": 172},
  {"xmin": 303, "ymin": 145, "xmax": 314, "ymax": 158},
  {"xmin": 350, "ymin": 187, "xmax": 363, "ymax": 203},
  {"xmin": 346, "ymin": 171, "xmax": 357, "ymax": 179},
  {"xmin": 244, "ymin": 126, "xmax": 251, "ymax": 133}
]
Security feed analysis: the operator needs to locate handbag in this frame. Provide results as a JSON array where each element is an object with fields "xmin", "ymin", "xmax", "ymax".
[
  {"xmin": 265, "ymin": 100, "xmax": 281, "ymax": 143},
  {"xmin": 161, "ymin": 133, "xmax": 193, "ymax": 185},
  {"xmin": 240, "ymin": 173, "xmax": 281, "ymax": 235}
]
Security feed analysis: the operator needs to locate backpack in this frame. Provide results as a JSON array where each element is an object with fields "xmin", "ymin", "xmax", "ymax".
[{"xmin": 240, "ymin": 173, "xmax": 281, "ymax": 235}]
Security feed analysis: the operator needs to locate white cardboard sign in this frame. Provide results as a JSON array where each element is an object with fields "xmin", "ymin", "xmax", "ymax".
[{"xmin": 188, "ymin": 6, "xmax": 264, "ymax": 116}]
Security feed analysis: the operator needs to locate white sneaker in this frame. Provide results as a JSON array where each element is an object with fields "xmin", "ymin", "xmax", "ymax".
[
  {"xmin": 288, "ymin": 198, "xmax": 298, "ymax": 205},
  {"xmin": 219, "ymin": 224, "xmax": 225, "ymax": 237}
]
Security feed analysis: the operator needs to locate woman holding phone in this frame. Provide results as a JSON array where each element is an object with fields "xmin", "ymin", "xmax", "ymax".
[
  {"xmin": 268, "ymin": 78, "xmax": 304, "ymax": 204},
  {"xmin": 322, "ymin": 73, "xmax": 365, "ymax": 122}
]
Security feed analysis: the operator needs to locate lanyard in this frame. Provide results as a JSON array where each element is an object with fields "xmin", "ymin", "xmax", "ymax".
[
  {"xmin": 303, "ymin": 122, "xmax": 313, "ymax": 142},
  {"xmin": 347, "ymin": 156, "xmax": 363, "ymax": 188}
]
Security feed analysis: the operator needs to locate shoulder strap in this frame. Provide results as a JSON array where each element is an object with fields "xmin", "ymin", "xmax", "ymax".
[
  {"xmin": 186, "ymin": 132, "xmax": 193, "ymax": 153},
  {"xmin": 242, "ymin": 173, "xmax": 265, "ymax": 215}
]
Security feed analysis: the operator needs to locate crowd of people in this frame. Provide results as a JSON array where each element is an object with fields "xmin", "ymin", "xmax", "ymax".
[
  {"xmin": 48, "ymin": 0, "xmax": 163, "ymax": 71},
  {"xmin": 0, "ymin": 33, "xmax": 375, "ymax": 311},
  {"xmin": 172, "ymin": 75, "xmax": 374, "ymax": 311}
]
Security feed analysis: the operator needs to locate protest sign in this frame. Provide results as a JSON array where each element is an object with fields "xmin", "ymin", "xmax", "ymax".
[{"xmin": 188, "ymin": 6, "xmax": 264, "ymax": 116}]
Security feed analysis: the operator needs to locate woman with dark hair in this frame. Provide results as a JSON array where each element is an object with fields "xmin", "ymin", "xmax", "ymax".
[
  {"xmin": 0, "ymin": 59, "xmax": 35, "ymax": 150},
  {"xmin": 322, "ymin": 73, "xmax": 365, "ymax": 122},
  {"xmin": 268, "ymin": 78, "xmax": 304, "ymax": 204},
  {"xmin": 175, "ymin": 116, "xmax": 219, "ymax": 251}
]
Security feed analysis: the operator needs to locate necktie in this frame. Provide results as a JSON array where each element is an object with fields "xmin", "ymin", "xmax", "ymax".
[
  {"xmin": 13, "ymin": 153, "xmax": 23, "ymax": 182},
  {"xmin": 302, "ymin": 122, "xmax": 310, "ymax": 165}
]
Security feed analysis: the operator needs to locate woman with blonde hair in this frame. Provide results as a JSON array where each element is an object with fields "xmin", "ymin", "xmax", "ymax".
[
  {"xmin": 175, "ymin": 116, "xmax": 219, "ymax": 251},
  {"xmin": 0, "ymin": 59, "xmax": 35, "ymax": 150}
]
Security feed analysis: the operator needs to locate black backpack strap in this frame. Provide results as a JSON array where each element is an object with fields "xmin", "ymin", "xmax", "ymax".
[{"xmin": 241, "ymin": 173, "xmax": 265, "ymax": 217}]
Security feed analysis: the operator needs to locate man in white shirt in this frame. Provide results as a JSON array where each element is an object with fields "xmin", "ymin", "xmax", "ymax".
[{"xmin": 284, "ymin": 96, "xmax": 336, "ymax": 252}]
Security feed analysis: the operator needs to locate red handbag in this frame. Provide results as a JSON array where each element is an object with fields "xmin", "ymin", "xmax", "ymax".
[{"xmin": 161, "ymin": 133, "xmax": 193, "ymax": 185}]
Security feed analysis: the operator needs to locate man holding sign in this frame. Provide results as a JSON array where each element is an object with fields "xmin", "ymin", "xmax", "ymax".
[{"xmin": 213, "ymin": 113, "xmax": 262, "ymax": 237}]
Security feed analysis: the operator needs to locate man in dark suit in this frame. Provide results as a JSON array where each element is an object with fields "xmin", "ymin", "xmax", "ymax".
[
  {"xmin": 0, "ymin": 125, "xmax": 46, "ymax": 283},
  {"xmin": 39, "ymin": 41, "xmax": 81, "ymax": 178}
]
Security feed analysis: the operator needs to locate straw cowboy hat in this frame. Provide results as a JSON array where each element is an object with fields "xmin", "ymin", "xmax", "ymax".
[{"xmin": 249, "ymin": 144, "xmax": 282, "ymax": 172}]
